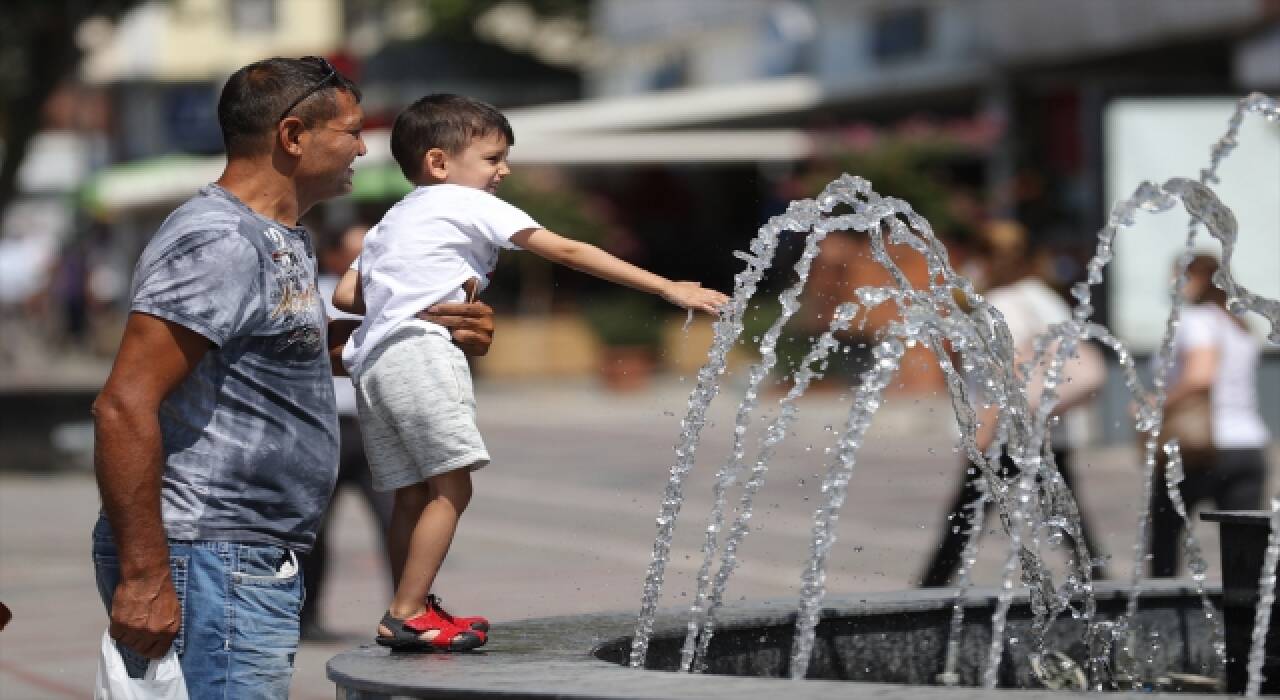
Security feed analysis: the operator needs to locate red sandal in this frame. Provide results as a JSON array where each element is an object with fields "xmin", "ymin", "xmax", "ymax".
[
  {"xmin": 375, "ymin": 610, "xmax": 485, "ymax": 652},
  {"xmin": 427, "ymin": 594, "xmax": 490, "ymax": 633}
]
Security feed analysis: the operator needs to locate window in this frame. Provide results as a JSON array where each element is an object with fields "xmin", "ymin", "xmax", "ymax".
[{"xmin": 871, "ymin": 7, "xmax": 928, "ymax": 63}]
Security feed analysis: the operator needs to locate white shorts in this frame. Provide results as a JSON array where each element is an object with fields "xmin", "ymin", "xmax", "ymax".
[{"xmin": 355, "ymin": 321, "xmax": 489, "ymax": 492}]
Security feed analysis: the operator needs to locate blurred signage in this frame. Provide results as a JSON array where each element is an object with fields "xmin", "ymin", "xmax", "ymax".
[{"xmin": 1105, "ymin": 97, "xmax": 1280, "ymax": 351}]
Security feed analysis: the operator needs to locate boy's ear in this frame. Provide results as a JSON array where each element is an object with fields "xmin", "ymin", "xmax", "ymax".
[{"xmin": 424, "ymin": 148, "xmax": 449, "ymax": 180}]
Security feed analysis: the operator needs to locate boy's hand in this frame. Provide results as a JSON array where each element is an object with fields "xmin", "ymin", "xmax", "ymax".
[
  {"xmin": 661, "ymin": 281, "xmax": 729, "ymax": 315},
  {"xmin": 419, "ymin": 301, "xmax": 496, "ymax": 356}
]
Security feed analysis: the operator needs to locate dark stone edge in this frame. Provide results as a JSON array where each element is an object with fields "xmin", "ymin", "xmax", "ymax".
[
  {"xmin": 327, "ymin": 582, "xmax": 1227, "ymax": 699},
  {"xmin": 1201, "ymin": 509, "xmax": 1276, "ymax": 525}
]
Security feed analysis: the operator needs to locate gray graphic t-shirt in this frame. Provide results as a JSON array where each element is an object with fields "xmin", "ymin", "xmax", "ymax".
[{"xmin": 126, "ymin": 184, "xmax": 338, "ymax": 552}]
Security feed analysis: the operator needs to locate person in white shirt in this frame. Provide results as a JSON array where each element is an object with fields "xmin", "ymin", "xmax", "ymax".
[
  {"xmin": 1150, "ymin": 253, "xmax": 1269, "ymax": 577},
  {"xmin": 920, "ymin": 220, "xmax": 1107, "ymax": 586},
  {"xmin": 333, "ymin": 94, "xmax": 728, "ymax": 651}
]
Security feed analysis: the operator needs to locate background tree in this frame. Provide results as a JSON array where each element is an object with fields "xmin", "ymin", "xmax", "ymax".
[{"xmin": 0, "ymin": 0, "xmax": 142, "ymax": 219}]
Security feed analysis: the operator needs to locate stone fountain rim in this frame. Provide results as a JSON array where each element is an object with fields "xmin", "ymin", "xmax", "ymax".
[{"xmin": 327, "ymin": 580, "xmax": 1224, "ymax": 699}]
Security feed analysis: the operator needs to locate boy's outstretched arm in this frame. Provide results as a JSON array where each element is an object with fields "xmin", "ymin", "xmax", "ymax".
[
  {"xmin": 511, "ymin": 228, "xmax": 728, "ymax": 314},
  {"xmin": 332, "ymin": 267, "xmax": 364, "ymax": 314}
]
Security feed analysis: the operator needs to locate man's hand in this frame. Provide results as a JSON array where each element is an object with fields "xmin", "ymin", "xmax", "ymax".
[
  {"xmin": 328, "ymin": 318, "xmax": 359, "ymax": 375},
  {"xmin": 418, "ymin": 300, "xmax": 495, "ymax": 356},
  {"xmin": 110, "ymin": 572, "xmax": 181, "ymax": 658}
]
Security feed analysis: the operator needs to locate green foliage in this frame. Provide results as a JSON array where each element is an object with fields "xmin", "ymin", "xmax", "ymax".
[
  {"xmin": 495, "ymin": 171, "xmax": 661, "ymax": 347},
  {"xmin": 485, "ymin": 169, "xmax": 611, "ymax": 312},
  {"xmin": 498, "ymin": 170, "xmax": 605, "ymax": 246},
  {"xmin": 581, "ymin": 292, "xmax": 663, "ymax": 349},
  {"xmin": 739, "ymin": 296, "xmax": 810, "ymax": 376},
  {"xmin": 803, "ymin": 137, "xmax": 979, "ymax": 243}
]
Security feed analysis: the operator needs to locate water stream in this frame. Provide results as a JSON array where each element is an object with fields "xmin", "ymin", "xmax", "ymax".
[{"xmin": 630, "ymin": 92, "xmax": 1280, "ymax": 692}]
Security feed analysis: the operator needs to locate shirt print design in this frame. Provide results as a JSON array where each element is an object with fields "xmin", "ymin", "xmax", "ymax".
[{"xmin": 264, "ymin": 226, "xmax": 323, "ymax": 357}]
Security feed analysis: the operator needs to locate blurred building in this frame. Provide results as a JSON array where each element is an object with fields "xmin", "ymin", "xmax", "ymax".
[
  {"xmin": 585, "ymin": 0, "xmax": 1276, "ymax": 225},
  {"xmin": 567, "ymin": 0, "xmax": 1280, "ymax": 422},
  {"xmin": 6, "ymin": 0, "xmax": 1279, "ymax": 416}
]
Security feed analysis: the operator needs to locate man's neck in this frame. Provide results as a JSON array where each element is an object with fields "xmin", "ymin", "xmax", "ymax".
[{"xmin": 216, "ymin": 157, "xmax": 306, "ymax": 227}]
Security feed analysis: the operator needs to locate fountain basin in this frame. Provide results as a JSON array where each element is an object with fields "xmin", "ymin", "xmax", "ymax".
[
  {"xmin": 1202, "ymin": 510, "xmax": 1280, "ymax": 693},
  {"xmin": 328, "ymin": 581, "xmax": 1228, "ymax": 698}
]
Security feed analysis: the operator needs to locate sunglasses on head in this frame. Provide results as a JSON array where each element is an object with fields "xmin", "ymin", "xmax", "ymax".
[{"xmin": 278, "ymin": 56, "xmax": 339, "ymax": 122}]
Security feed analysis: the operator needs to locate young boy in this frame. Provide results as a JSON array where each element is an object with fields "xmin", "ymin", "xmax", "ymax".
[{"xmin": 334, "ymin": 94, "xmax": 727, "ymax": 651}]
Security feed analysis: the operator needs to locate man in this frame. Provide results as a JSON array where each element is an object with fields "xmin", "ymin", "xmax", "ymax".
[{"xmin": 91, "ymin": 57, "xmax": 494, "ymax": 697}]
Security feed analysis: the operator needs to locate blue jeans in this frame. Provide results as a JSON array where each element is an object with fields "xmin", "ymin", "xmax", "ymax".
[{"xmin": 92, "ymin": 519, "xmax": 304, "ymax": 699}]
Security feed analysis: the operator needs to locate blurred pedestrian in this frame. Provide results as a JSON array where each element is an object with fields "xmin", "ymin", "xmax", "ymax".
[
  {"xmin": 1149, "ymin": 254, "xmax": 1269, "ymax": 577},
  {"xmin": 300, "ymin": 223, "xmax": 394, "ymax": 642},
  {"xmin": 49, "ymin": 233, "xmax": 89, "ymax": 345},
  {"xmin": 91, "ymin": 57, "xmax": 495, "ymax": 699},
  {"xmin": 920, "ymin": 220, "xmax": 1107, "ymax": 587}
]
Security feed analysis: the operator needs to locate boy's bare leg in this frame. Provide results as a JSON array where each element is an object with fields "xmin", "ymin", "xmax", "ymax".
[
  {"xmin": 379, "ymin": 468, "xmax": 473, "ymax": 639},
  {"xmin": 386, "ymin": 481, "xmax": 431, "ymax": 593}
]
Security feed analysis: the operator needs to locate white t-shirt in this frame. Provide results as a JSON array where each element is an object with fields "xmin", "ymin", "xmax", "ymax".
[
  {"xmin": 985, "ymin": 277, "xmax": 1070, "ymax": 350},
  {"xmin": 984, "ymin": 277, "xmax": 1102, "ymax": 447},
  {"xmin": 342, "ymin": 184, "xmax": 539, "ymax": 378},
  {"xmin": 1173, "ymin": 304, "xmax": 1270, "ymax": 449}
]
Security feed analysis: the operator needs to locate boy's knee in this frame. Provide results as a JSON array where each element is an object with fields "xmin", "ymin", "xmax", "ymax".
[
  {"xmin": 433, "ymin": 468, "xmax": 473, "ymax": 511},
  {"xmin": 394, "ymin": 481, "xmax": 433, "ymax": 511}
]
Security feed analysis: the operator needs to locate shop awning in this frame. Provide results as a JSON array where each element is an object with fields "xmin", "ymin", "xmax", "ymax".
[
  {"xmin": 82, "ymin": 78, "xmax": 822, "ymax": 212},
  {"xmin": 80, "ymin": 154, "xmax": 224, "ymax": 214},
  {"xmin": 84, "ymin": 130, "xmax": 812, "ymax": 211}
]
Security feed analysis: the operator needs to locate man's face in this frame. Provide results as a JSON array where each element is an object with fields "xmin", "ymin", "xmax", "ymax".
[
  {"xmin": 444, "ymin": 131, "xmax": 511, "ymax": 193},
  {"xmin": 296, "ymin": 89, "xmax": 366, "ymax": 204}
]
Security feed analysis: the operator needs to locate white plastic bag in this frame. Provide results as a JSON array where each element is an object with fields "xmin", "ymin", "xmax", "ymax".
[{"xmin": 94, "ymin": 630, "xmax": 189, "ymax": 700}]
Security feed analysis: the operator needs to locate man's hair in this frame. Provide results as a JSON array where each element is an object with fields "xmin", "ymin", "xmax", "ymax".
[
  {"xmin": 218, "ymin": 57, "xmax": 361, "ymax": 156},
  {"xmin": 390, "ymin": 94, "xmax": 515, "ymax": 181}
]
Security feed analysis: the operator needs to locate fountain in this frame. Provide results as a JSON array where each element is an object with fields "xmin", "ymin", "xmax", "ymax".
[{"xmin": 329, "ymin": 92, "xmax": 1279, "ymax": 698}]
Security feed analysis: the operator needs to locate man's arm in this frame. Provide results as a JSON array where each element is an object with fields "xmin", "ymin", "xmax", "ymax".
[
  {"xmin": 328, "ymin": 301, "xmax": 496, "ymax": 376},
  {"xmin": 328, "ymin": 318, "xmax": 359, "ymax": 375},
  {"xmin": 418, "ymin": 300, "xmax": 496, "ymax": 356},
  {"xmin": 92, "ymin": 312, "xmax": 209, "ymax": 658}
]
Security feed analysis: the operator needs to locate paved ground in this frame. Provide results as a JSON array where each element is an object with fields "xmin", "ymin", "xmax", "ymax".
[{"xmin": 1, "ymin": 379, "xmax": 1275, "ymax": 699}]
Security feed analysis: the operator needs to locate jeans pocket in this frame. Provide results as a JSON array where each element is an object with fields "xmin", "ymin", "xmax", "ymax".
[
  {"xmin": 232, "ymin": 546, "xmax": 303, "ymax": 620},
  {"xmin": 230, "ymin": 546, "xmax": 303, "ymax": 667},
  {"xmin": 231, "ymin": 546, "xmax": 298, "ymax": 585}
]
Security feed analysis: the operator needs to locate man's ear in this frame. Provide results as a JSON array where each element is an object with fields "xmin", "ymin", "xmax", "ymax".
[
  {"xmin": 278, "ymin": 117, "xmax": 307, "ymax": 157},
  {"xmin": 424, "ymin": 148, "xmax": 449, "ymax": 180}
]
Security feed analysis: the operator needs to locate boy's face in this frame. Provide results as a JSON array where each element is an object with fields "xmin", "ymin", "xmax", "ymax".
[{"xmin": 439, "ymin": 131, "xmax": 511, "ymax": 193}]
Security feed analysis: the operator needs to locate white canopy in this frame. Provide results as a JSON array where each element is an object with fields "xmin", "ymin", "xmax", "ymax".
[{"xmin": 85, "ymin": 77, "xmax": 820, "ymax": 212}]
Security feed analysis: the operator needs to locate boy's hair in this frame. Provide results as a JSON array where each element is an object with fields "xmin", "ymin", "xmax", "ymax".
[
  {"xmin": 391, "ymin": 94, "xmax": 515, "ymax": 181},
  {"xmin": 218, "ymin": 56, "xmax": 361, "ymax": 157}
]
